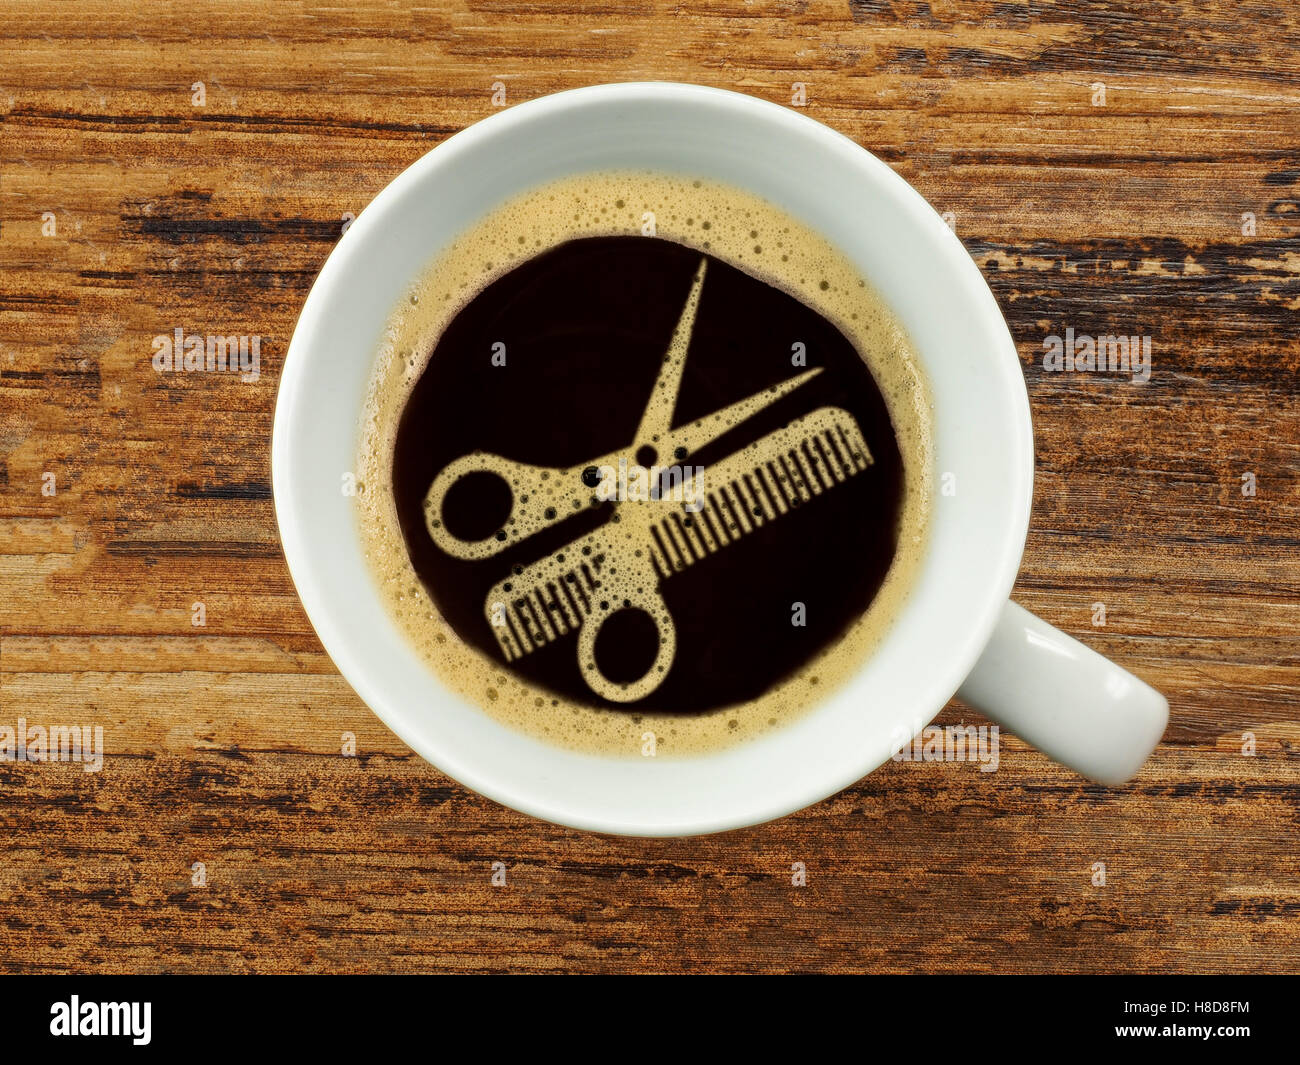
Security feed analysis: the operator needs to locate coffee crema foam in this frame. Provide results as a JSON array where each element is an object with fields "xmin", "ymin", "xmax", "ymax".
[{"xmin": 356, "ymin": 172, "xmax": 933, "ymax": 756}]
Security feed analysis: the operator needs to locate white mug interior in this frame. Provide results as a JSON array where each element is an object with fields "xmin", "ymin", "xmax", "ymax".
[{"xmin": 271, "ymin": 82, "xmax": 1034, "ymax": 836}]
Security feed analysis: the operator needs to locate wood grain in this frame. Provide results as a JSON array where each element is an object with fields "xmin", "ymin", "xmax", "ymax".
[{"xmin": 1, "ymin": 0, "xmax": 1297, "ymax": 974}]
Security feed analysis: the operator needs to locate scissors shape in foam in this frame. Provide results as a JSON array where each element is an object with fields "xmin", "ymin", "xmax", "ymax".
[
  {"xmin": 485, "ymin": 404, "xmax": 874, "ymax": 703},
  {"xmin": 423, "ymin": 258, "xmax": 823, "ymax": 560}
]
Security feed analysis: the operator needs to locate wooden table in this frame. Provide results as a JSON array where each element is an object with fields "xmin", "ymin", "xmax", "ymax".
[{"xmin": 1, "ymin": 1, "xmax": 1296, "ymax": 974}]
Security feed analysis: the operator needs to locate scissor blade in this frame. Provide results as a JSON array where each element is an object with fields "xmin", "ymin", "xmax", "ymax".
[
  {"xmin": 665, "ymin": 367, "xmax": 823, "ymax": 457},
  {"xmin": 633, "ymin": 258, "xmax": 708, "ymax": 449}
]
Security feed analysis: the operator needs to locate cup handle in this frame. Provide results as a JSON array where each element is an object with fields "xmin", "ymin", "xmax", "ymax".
[{"xmin": 956, "ymin": 601, "xmax": 1169, "ymax": 784}]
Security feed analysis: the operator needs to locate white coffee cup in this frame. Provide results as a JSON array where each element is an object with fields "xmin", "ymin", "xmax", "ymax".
[{"xmin": 272, "ymin": 82, "xmax": 1168, "ymax": 836}]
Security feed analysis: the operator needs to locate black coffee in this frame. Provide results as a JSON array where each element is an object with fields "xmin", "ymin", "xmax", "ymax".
[
  {"xmin": 356, "ymin": 172, "xmax": 931, "ymax": 754},
  {"xmin": 391, "ymin": 234, "xmax": 904, "ymax": 714}
]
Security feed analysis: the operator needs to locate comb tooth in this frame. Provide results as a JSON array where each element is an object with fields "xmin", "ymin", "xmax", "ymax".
[
  {"xmin": 556, "ymin": 580, "xmax": 578, "ymax": 628},
  {"xmin": 507, "ymin": 615, "xmax": 528, "ymax": 658},
  {"xmin": 853, "ymin": 427, "xmax": 874, "ymax": 469},
  {"xmin": 564, "ymin": 570, "xmax": 591, "ymax": 613},
  {"xmin": 835, "ymin": 423, "xmax": 868, "ymax": 471},
  {"xmin": 685, "ymin": 510, "xmax": 716, "ymax": 555},
  {"xmin": 661, "ymin": 516, "xmax": 692, "ymax": 568},
  {"xmin": 504, "ymin": 600, "xmax": 524, "ymax": 652},
  {"xmin": 495, "ymin": 606, "xmax": 517, "ymax": 657},
  {"xmin": 647, "ymin": 525, "xmax": 681, "ymax": 574},
  {"xmin": 821, "ymin": 430, "xmax": 850, "ymax": 479},
  {"xmin": 676, "ymin": 517, "xmax": 707, "ymax": 566},
  {"xmin": 734, "ymin": 482, "xmax": 757, "ymax": 531},
  {"xmin": 531, "ymin": 586, "xmax": 556, "ymax": 638},
  {"xmin": 529, "ymin": 592, "xmax": 549, "ymax": 641},
  {"xmin": 647, "ymin": 526, "xmax": 673, "ymax": 577},
  {"xmin": 668, "ymin": 512, "xmax": 702, "ymax": 564},
  {"xmin": 779, "ymin": 454, "xmax": 810, "ymax": 502},
  {"xmin": 691, "ymin": 521, "xmax": 715, "ymax": 557},
  {"xmin": 817, "ymin": 437, "xmax": 840, "ymax": 486},
  {"xmin": 724, "ymin": 488, "xmax": 747, "ymax": 535},
  {"xmin": 793, "ymin": 448, "xmax": 819, "ymax": 495},
  {"xmin": 704, "ymin": 495, "xmax": 734, "ymax": 542},
  {"xmin": 699, "ymin": 504, "xmax": 727, "ymax": 550},
  {"xmin": 790, "ymin": 446, "xmax": 822, "ymax": 495},
  {"xmin": 812, "ymin": 433, "xmax": 842, "ymax": 482},
  {"xmin": 797, "ymin": 440, "xmax": 822, "ymax": 490},
  {"xmin": 753, "ymin": 465, "xmax": 784, "ymax": 514},
  {"xmin": 732, "ymin": 478, "xmax": 761, "ymax": 527},
  {"xmin": 831, "ymin": 423, "xmax": 851, "ymax": 465},
  {"xmin": 740, "ymin": 477, "xmax": 765, "ymax": 525},
  {"xmin": 558, "ymin": 574, "xmax": 585, "ymax": 622},
  {"xmin": 826, "ymin": 426, "xmax": 857, "ymax": 473},
  {"xmin": 801, "ymin": 440, "xmax": 831, "ymax": 491},
  {"xmin": 748, "ymin": 476, "xmax": 770, "ymax": 523},
  {"xmin": 763, "ymin": 461, "xmax": 792, "ymax": 511},
  {"xmin": 720, "ymin": 484, "xmax": 750, "ymax": 535},
  {"xmin": 773, "ymin": 454, "xmax": 796, "ymax": 502},
  {"xmin": 516, "ymin": 599, "xmax": 539, "ymax": 648},
  {"xmin": 541, "ymin": 581, "xmax": 571, "ymax": 634},
  {"xmin": 717, "ymin": 486, "xmax": 748, "ymax": 533},
  {"xmin": 650, "ymin": 520, "xmax": 681, "ymax": 569},
  {"xmin": 742, "ymin": 473, "xmax": 773, "ymax": 522},
  {"xmin": 649, "ymin": 549, "xmax": 669, "ymax": 580},
  {"xmin": 721, "ymin": 484, "xmax": 753, "ymax": 535},
  {"xmin": 527, "ymin": 588, "xmax": 553, "ymax": 642},
  {"xmin": 511, "ymin": 597, "xmax": 539, "ymax": 650},
  {"xmin": 748, "ymin": 472, "xmax": 777, "ymax": 521}
]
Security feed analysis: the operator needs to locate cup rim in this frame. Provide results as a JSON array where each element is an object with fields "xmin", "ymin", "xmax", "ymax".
[{"xmin": 272, "ymin": 81, "xmax": 1034, "ymax": 836}]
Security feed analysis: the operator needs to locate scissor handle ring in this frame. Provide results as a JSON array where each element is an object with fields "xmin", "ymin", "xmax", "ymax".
[{"xmin": 576, "ymin": 590, "xmax": 676, "ymax": 704}]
